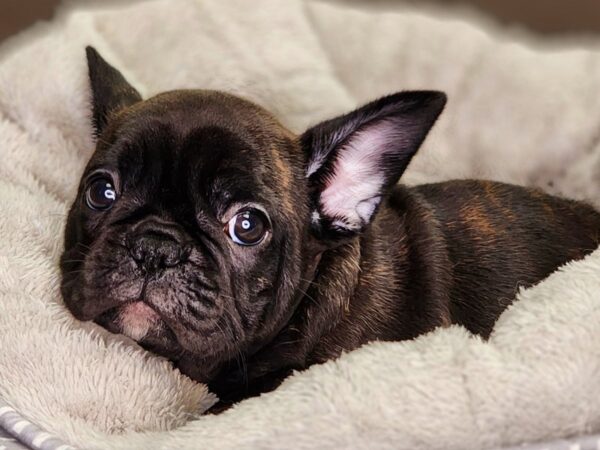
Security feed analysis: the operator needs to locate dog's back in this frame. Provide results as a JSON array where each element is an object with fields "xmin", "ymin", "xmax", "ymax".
[{"xmin": 413, "ymin": 180, "xmax": 600, "ymax": 336}]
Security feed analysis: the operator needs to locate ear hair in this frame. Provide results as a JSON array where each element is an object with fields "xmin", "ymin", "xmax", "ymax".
[
  {"xmin": 302, "ymin": 91, "xmax": 446, "ymax": 241},
  {"xmin": 86, "ymin": 46, "xmax": 142, "ymax": 136}
]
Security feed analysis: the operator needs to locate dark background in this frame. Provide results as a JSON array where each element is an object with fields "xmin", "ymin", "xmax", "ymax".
[
  {"xmin": 2, "ymin": 0, "xmax": 600, "ymax": 43},
  {"xmin": 1, "ymin": 0, "xmax": 58, "ymax": 42}
]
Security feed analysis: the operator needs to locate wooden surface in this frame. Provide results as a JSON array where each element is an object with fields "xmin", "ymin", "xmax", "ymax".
[
  {"xmin": 0, "ymin": 0, "xmax": 59, "ymax": 42},
  {"xmin": 0, "ymin": 0, "xmax": 600, "ymax": 43}
]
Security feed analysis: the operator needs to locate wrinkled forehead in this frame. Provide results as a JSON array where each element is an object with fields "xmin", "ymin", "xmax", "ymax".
[{"xmin": 89, "ymin": 92, "xmax": 301, "ymax": 215}]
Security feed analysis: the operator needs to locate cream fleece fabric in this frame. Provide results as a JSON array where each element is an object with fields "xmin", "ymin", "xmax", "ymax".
[{"xmin": 0, "ymin": 0, "xmax": 599, "ymax": 449}]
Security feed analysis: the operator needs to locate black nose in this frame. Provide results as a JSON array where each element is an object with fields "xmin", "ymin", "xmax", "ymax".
[{"xmin": 127, "ymin": 218, "xmax": 191, "ymax": 273}]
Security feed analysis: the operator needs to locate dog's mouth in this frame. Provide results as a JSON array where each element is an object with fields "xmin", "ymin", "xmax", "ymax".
[
  {"xmin": 95, "ymin": 301, "xmax": 184, "ymax": 357},
  {"xmin": 117, "ymin": 301, "xmax": 161, "ymax": 340}
]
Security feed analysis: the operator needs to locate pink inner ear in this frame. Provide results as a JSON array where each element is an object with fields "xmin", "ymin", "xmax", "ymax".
[{"xmin": 320, "ymin": 119, "xmax": 402, "ymax": 230}]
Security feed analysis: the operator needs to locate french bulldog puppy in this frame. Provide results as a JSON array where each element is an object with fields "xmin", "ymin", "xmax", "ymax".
[{"xmin": 61, "ymin": 47, "xmax": 600, "ymax": 408}]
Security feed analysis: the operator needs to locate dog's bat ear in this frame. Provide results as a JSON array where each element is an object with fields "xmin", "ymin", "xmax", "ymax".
[
  {"xmin": 85, "ymin": 46, "xmax": 142, "ymax": 136},
  {"xmin": 302, "ymin": 90, "xmax": 446, "ymax": 242}
]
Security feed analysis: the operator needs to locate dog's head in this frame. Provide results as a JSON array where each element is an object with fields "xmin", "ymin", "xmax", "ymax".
[{"xmin": 60, "ymin": 47, "xmax": 445, "ymax": 381}]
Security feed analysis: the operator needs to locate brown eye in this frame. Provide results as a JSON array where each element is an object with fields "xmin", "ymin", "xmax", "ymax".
[
  {"xmin": 85, "ymin": 177, "xmax": 117, "ymax": 211},
  {"xmin": 227, "ymin": 209, "xmax": 269, "ymax": 246}
]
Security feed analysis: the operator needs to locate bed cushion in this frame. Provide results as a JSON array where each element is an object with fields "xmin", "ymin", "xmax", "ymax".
[{"xmin": 0, "ymin": 0, "xmax": 599, "ymax": 448}]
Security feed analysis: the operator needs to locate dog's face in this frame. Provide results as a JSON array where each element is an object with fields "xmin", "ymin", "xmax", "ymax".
[{"xmin": 60, "ymin": 47, "xmax": 445, "ymax": 382}]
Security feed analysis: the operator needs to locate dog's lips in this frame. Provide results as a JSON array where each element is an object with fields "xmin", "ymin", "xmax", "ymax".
[
  {"xmin": 93, "ymin": 300, "xmax": 185, "ymax": 358},
  {"xmin": 113, "ymin": 301, "xmax": 162, "ymax": 341}
]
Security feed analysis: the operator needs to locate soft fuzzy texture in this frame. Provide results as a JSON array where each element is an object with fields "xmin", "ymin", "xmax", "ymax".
[{"xmin": 0, "ymin": 0, "xmax": 599, "ymax": 449}]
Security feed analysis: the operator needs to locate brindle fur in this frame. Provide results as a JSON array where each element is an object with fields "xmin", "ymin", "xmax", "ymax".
[
  {"xmin": 61, "ymin": 48, "xmax": 600, "ymax": 410},
  {"xmin": 211, "ymin": 181, "xmax": 600, "ymax": 404}
]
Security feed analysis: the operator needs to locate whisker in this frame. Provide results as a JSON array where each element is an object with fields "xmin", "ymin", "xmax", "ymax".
[
  {"xmin": 272, "ymin": 339, "xmax": 303, "ymax": 348},
  {"xmin": 223, "ymin": 318, "xmax": 247, "ymax": 389},
  {"xmin": 298, "ymin": 277, "xmax": 322, "ymax": 288},
  {"xmin": 298, "ymin": 287, "xmax": 320, "ymax": 307},
  {"xmin": 76, "ymin": 243, "xmax": 93, "ymax": 251},
  {"xmin": 95, "ymin": 136, "xmax": 113, "ymax": 148},
  {"xmin": 63, "ymin": 269, "xmax": 89, "ymax": 276},
  {"xmin": 213, "ymin": 319, "xmax": 235, "ymax": 360}
]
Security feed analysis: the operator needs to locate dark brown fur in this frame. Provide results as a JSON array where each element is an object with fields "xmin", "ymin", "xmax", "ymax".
[
  {"xmin": 212, "ymin": 181, "xmax": 600, "ymax": 404},
  {"xmin": 60, "ymin": 48, "xmax": 600, "ymax": 410}
]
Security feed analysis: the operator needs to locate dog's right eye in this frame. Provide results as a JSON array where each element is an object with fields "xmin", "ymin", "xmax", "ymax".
[{"xmin": 85, "ymin": 176, "xmax": 117, "ymax": 211}]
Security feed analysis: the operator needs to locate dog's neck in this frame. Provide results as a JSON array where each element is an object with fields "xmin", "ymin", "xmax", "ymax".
[
  {"xmin": 207, "ymin": 186, "xmax": 455, "ymax": 404},
  {"xmin": 285, "ymin": 237, "xmax": 364, "ymax": 362}
]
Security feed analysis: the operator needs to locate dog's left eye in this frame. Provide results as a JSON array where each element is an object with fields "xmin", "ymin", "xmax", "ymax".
[
  {"xmin": 226, "ymin": 209, "xmax": 270, "ymax": 246},
  {"xmin": 85, "ymin": 176, "xmax": 117, "ymax": 211}
]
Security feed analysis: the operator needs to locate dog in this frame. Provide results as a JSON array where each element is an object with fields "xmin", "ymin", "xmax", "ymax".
[{"xmin": 60, "ymin": 47, "xmax": 600, "ymax": 408}]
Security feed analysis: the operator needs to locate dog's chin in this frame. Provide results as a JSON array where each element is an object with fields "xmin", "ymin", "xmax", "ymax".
[
  {"xmin": 94, "ymin": 302, "xmax": 184, "ymax": 358},
  {"xmin": 92, "ymin": 298, "xmax": 237, "ymax": 369}
]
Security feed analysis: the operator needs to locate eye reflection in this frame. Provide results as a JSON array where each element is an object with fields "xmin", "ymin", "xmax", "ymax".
[
  {"xmin": 86, "ymin": 176, "xmax": 118, "ymax": 211},
  {"xmin": 226, "ymin": 209, "xmax": 269, "ymax": 246}
]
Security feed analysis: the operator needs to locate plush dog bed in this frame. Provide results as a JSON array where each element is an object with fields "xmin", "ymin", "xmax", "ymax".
[{"xmin": 1, "ymin": 0, "xmax": 600, "ymax": 449}]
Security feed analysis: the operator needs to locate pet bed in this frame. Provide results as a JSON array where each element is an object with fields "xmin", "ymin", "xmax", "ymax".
[{"xmin": 0, "ymin": 0, "xmax": 599, "ymax": 448}]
